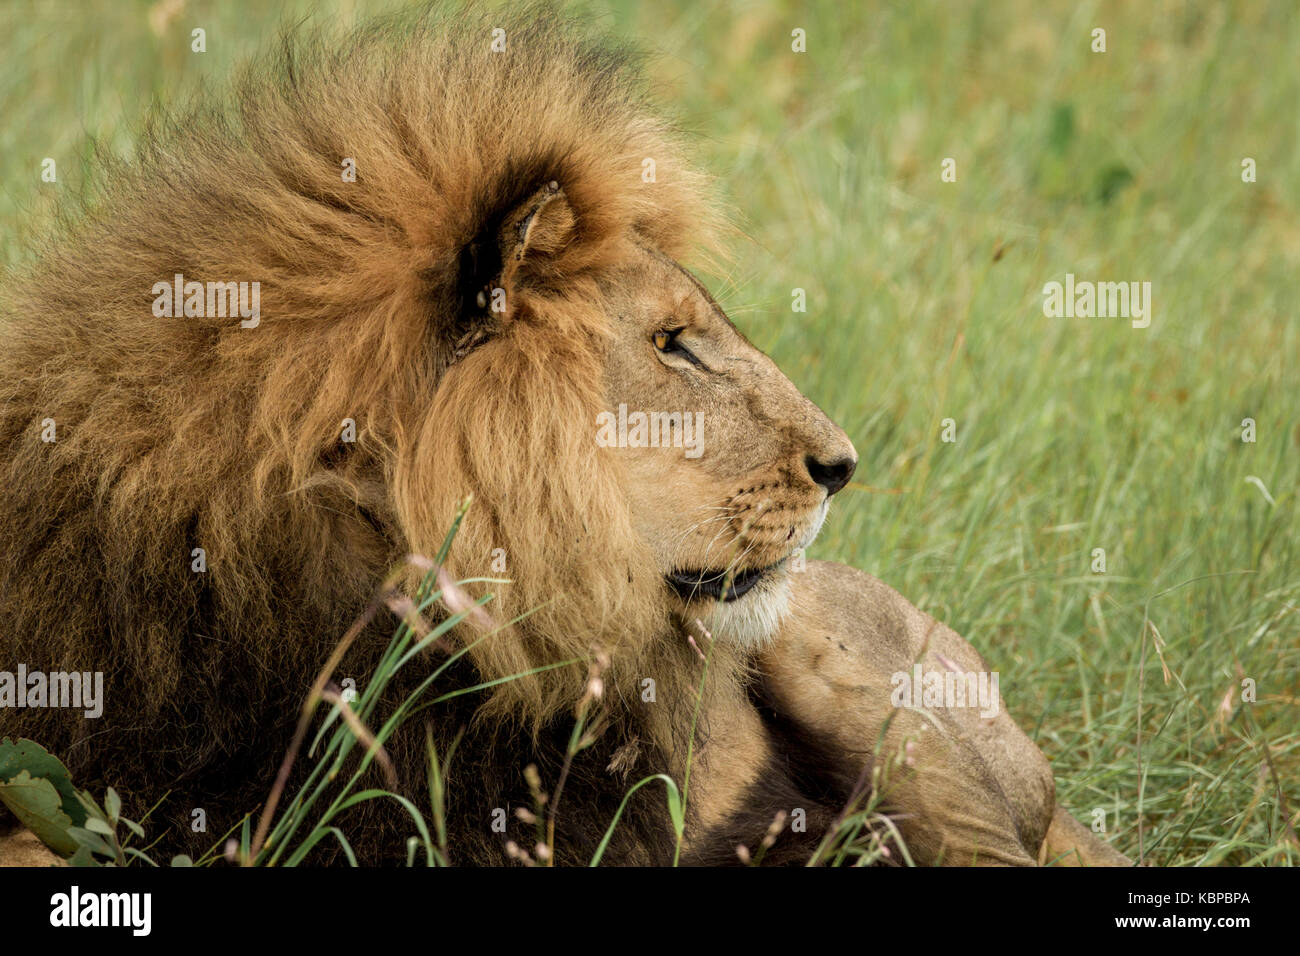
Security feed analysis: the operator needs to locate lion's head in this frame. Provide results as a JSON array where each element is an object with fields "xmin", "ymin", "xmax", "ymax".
[
  {"xmin": 600, "ymin": 243, "xmax": 858, "ymax": 645},
  {"xmin": 401, "ymin": 170, "xmax": 857, "ymax": 728}
]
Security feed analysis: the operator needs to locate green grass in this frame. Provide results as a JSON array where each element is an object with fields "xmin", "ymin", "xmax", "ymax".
[{"xmin": 1, "ymin": 0, "xmax": 1295, "ymax": 865}]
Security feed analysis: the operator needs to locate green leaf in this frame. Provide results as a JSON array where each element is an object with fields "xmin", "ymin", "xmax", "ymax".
[
  {"xmin": 84, "ymin": 816, "xmax": 115, "ymax": 836},
  {"xmin": 0, "ymin": 770, "xmax": 79, "ymax": 857},
  {"xmin": 67, "ymin": 845, "xmax": 99, "ymax": 868},
  {"xmin": 664, "ymin": 782, "xmax": 685, "ymax": 836},
  {"xmin": 123, "ymin": 847, "xmax": 159, "ymax": 866},
  {"xmin": 170, "ymin": 854, "xmax": 194, "ymax": 867},
  {"xmin": 104, "ymin": 787, "xmax": 121, "ymax": 824},
  {"xmin": 0, "ymin": 737, "xmax": 87, "ymax": 831},
  {"xmin": 589, "ymin": 774, "xmax": 683, "ymax": 867},
  {"xmin": 67, "ymin": 825, "xmax": 115, "ymax": 857}
]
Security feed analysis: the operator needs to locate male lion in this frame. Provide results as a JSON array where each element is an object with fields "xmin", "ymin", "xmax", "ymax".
[{"xmin": 0, "ymin": 8, "xmax": 1127, "ymax": 866}]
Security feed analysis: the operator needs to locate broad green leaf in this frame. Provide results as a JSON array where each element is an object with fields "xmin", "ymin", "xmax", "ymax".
[
  {"xmin": 0, "ymin": 737, "xmax": 87, "ymax": 829},
  {"xmin": 67, "ymin": 825, "xmax": 115, "ymax": 858},
  {"xmin": 67, "ymin": 845, "xmax": 98, "ymax": 868},
  {"xmin": 0, "ymin": 770, "xmax": 78, "ymax": 857}
]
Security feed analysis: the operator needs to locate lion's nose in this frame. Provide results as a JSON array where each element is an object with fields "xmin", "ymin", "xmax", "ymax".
[{"xmin": 804, "ymin": 453, "xmax": 857, "ymax": 497}]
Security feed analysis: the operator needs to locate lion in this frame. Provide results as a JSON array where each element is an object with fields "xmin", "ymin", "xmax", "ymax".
[{"xmin": 0, "ymin": 6, "xmax": 1128, "ymax": 867}]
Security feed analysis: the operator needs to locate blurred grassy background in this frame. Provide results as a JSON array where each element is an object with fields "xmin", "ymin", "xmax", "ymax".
[{"xmin": 1, "ymin": 0, "xmax": 1295, "ymax": 865}]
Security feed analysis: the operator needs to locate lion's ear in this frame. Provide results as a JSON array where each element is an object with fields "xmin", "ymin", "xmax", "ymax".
[
  {"xmin": 456, "ymin": 181, "xmax": 577, "ymax": 333},
  {"xmin": 498, "ymin": 180, "xmax": 576, "ymax": 281}
]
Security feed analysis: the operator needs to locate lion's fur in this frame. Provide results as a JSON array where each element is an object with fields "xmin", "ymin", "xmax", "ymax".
[{"xmin": 0, "ymin": 5, "xmax": 743, "ymax": 862}]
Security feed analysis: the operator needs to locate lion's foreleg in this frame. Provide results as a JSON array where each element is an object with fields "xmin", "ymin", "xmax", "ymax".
[
  {"xmin": 758, "ymin": 562, "xmax": 1067, "ymax": 865},
  {"xmin": 1039, "ymin": 805, "xmax": 1133, "ymax": 866}
]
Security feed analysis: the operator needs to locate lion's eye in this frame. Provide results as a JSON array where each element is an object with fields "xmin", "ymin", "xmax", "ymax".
[{"xmin": 653, "ymin": 326, "xmax": 705, "ymax": 369}]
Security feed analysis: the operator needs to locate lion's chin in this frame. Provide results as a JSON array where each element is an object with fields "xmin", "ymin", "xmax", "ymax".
[
  {"xmin": 667, "ymin": 502, "xmax": 828, "ymax": 650},
  {"xmin": 674, "ymin": 570, "xmax": 792, "ymax": 651}
]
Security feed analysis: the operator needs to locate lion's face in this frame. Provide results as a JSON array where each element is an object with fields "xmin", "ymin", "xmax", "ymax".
[{"xmin": 599, "ymin": 244, "xmax": 857, "ymax": 648}]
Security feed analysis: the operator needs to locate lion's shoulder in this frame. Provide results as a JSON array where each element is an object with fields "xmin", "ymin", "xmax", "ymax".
[{"xmin": 785, "ymin": 560, "xmax": 990, "ymax": 674}]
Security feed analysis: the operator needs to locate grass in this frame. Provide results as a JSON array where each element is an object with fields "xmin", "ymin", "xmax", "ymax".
[{"xmin": 1, "ymin": 0, "xmax": 1295, "ymax": 865}]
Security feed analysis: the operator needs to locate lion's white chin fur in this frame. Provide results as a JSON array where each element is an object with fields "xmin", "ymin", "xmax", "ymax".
[{"xmin": 695, "ymin": 573, "xmax": 793, "ymax": 650}]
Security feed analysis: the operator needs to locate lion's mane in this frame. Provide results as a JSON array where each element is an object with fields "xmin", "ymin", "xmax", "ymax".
[{"xmin": 0, "ymin": 5, "xmax": 734, "ymax": 863}]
